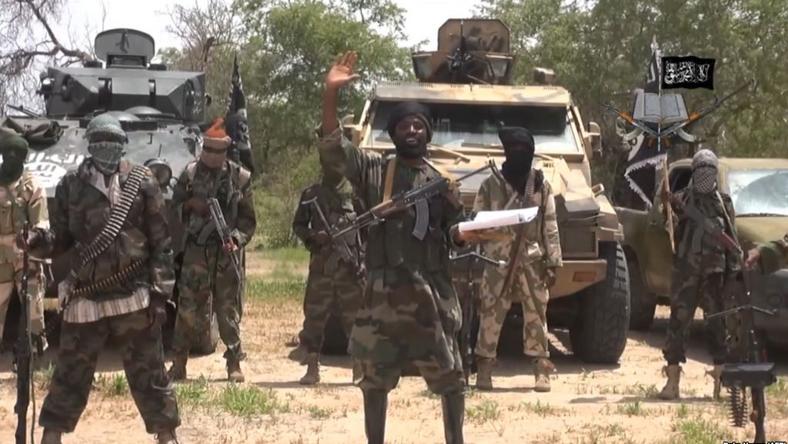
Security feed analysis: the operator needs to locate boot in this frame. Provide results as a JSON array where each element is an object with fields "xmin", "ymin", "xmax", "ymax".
[
  {"xmin": 168, "ymin": 353, "xmax": 188, "ymax": 381},
  {"xmin": 41, "ymin": 429, "xmax": 62, "ymax": 444},
  {"xmin": 227, "ymin": 357, "xmax": 245, "ymax": 383},
  {"xmin": 706, "ymin": 365, "xmax": 723, "ymax": 400},
  {"xmin": 155, "ymin": 430, "xmax": 179, "ymax": 444},
  {"xmin": 362, "ymin": 389, "xmax": 388, "ymax": 444},
  {"xmin": 534, "ymin": 358, "xmax": 555, "ymax": 393},
  {"xmin": 658, "ymin": 365, "xmax": 681, "ymax": 400},
  {"xmin": 441, "ymin": 391, "xmax": 465, "ymax": 444},
  {"xmin": 287, "ymin": 344, "xmax": 308, "ymax": 363},
  {"xmin": 299, "ymin": 353, "xmax": 320, "ymax": 385},
  {"xmin": 475, "ymin": 357, "xmax": 494, "ymax": 391}
]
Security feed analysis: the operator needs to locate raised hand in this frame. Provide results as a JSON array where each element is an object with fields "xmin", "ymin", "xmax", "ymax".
[{"xmin": 325, "ymin": 51, "xmax": 360, "ymax": 91}]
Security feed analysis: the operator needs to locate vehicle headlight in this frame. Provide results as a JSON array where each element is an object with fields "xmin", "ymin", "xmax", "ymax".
[{"xmin": 144, "ymin": 159, "xmax": 172, "ymax": 188}]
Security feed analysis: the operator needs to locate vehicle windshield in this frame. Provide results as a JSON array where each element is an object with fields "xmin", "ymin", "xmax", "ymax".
[
  {"xmin": 728, "ymin": 169, "xmax": 788, "ymax": 217},
  {"xmin": 368, "ymin": 101, "xmax": 580, "ymax": 154}
]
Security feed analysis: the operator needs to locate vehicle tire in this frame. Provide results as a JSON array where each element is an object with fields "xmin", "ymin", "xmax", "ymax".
[
  {"xmin": 190, "ymin": 312, "xmax": 220, "ymax": 356},
  {"xmin": 570, "ymin": 242, "xmax": 630, "ymax": 364},
  {"xmin": 627, "ymin": 256, "xmax": 657, "ymax": 331}
]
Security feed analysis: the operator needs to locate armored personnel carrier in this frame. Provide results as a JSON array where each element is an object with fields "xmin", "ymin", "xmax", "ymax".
[
  {"xmin": 349, "ymin": 19, "xmax": 630, "ymax": 363},
  {"xmin": 2, "ymin": 29, "xmax": 218, "ymax": 353}
]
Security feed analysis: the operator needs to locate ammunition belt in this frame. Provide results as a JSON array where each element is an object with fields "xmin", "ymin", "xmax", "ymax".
[{"xmin": 72, "ymin": 258, "xmax": 147, "ymax": 298}]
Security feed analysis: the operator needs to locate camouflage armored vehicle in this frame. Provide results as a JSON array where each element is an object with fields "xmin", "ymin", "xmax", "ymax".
[
  {"xmin": 347, "ymin": 19, "xmax": 630, "ymax": 363},
  {"xmin": 618, "ymin": 158, "xmax": 788, "ymax": 345},
  {"xmin": 1, "ymin": 29, "xmax": 218, "ymax": 353}
]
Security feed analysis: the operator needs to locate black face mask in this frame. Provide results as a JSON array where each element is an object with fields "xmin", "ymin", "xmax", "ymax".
[
  {"xmin": 0, "ymin": 150, "xmax": 25, "ymax": 185},
  {"xmin": 501, "ymin": 150, "xmax": 533, "ymax": 194}
]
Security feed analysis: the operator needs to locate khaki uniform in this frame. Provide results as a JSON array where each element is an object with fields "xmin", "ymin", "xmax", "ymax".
[
  {"xmin": 0, "ymin": 171, "xmax": 48, "ymax": 341},
  {"xmin": 473, "ymin": 168, "xmax": 561, "ymax": 359}
]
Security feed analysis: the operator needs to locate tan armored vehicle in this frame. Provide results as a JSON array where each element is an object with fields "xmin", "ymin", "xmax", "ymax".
[{"xmin": 348, "ymin": 19, "xmax": 629, "ymax": 363}]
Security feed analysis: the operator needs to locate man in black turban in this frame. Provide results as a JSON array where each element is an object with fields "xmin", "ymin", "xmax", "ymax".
[
  {"xmin": 498, "ymin": 126, "xmax": 536, "ymax": 195},
  {"xmin": 385, "ymin": 102, "xmax": 433, "ymax": 159}
]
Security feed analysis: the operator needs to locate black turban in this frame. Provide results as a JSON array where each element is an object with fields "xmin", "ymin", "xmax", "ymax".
[
  {"xmin": 498, "ymin": 126, "xmax": 535, "ymax": 151},
  {"xmin": 386, "ymin": 102, "xmax": 433, "ymax": 142}
]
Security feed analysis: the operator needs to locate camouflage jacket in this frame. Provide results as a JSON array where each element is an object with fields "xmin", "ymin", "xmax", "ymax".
[
  {"xmin": 292, "ymin": 182, "xmax": 361, "ymax": 274},
  {"xmin": 172, "ymin": 160, "xmax": 256, "ymax": 248},
  {"xmin": 758, "ymin": 234, "xmax": 788, "ymax": 274},
  {"xmin": 672, "ymin": 189, "xmax": 739, "ymax": 273},
  {"xmin": 51, "ymin": 159, "xmax": 174, "ymax": 301},
  {"xmin": 0, "ymin": 172, "xmax": 51, "ymax": 282},
  {"xmin": 473, "ymin": 167, "xmax": 562, "ymax": 269}
]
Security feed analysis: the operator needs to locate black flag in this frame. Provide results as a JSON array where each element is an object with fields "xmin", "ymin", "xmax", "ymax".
[
  {"xmin": 225, "ymin": 53, "xmax": 255, "ymax": 174},
  {"xmin": 661, "ymin": 56, "xmax": 715, "ymax": 90},
  {"xmin": 227, "ymin": 54, "xmax": 246, "ymax": 115}
]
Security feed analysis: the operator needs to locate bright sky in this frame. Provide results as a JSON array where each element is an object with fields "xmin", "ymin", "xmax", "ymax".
[{"xmin": 55, "ymin": 0, "xmax": 478, "ymax": 52}]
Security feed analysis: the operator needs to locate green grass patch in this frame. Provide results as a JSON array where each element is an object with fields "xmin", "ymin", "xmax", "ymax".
[
  {"xmin": 767, "ymin": 377, "xmax": 788, "ymax": 399},
  {"xmin": 675, "ymin": 403, "xmax": 689, "ymax": 419},
  {"xmin": 246, "ymin": 277, "xmax": 305, "ymax": 301},
  {"xmin": 218, "ymin": 384, "xmax": 290, "ymax": 417},
  {"xmin": 581, "ymin": 423, "xmax": 629, "ymax": 444},
  {"xmin": 307, "ymin": 405, "xmax": 333, "ymax": 419},
  {"xmin": 519, "ymin": 400, "xmax": 565, "ymax": 417},
  {"xmin": 258, "ymin": 247, "xmax": 310, "ymax": 262},
  {"xmin": 175, "ymin": 377, "xmax": 210, "ymax": 407},
  {"xmin": 95, "ymin": 373, "xmax": 128, "ymax": 397},
  {"xmin": 616, "ymin": 401, "xmax": 647, "ymax": 416},
  {"xmin": 466, "ymin": 399, "xmax": 500, "ymax": 424},
  {"xmin": 672, "ymin": 417, "xmax": 727, "ymax": 444},
  {"xmin": 622, "ymin": 383, "xmax": 659, "ymax": 398}
]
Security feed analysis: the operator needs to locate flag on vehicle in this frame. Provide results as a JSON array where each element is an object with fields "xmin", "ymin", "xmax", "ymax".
[{"xmin": 661, "ymin": 56, "xmax": 715, "ymax": 90}]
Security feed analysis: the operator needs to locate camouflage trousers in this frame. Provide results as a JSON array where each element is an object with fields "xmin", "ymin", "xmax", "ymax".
[
  {"xmin": 663, "ymin": 266, "xmax": 727, "ymax": 365},
  {"xmin": 476, "ymin": 261, "xmax": 549, "ymax": 359},
  {"xmin": 0, "ymin": 264, "xmax": 45, "ymax": 340},
  {"xmin": 298, "ymin": 263, "xmax": 364, "ymax": 355},
  {"xmin": 173, "ymin": 242, "xmax": 244, "ymax": 360},
  {"xmin": 39, "ymin": 309, "xmax": 180, "ymax": 433}
]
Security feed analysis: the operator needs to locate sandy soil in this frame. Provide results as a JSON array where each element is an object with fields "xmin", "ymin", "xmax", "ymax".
[{"xmin": 1, "ymin": 252, "xmax": 786, "ymax": 444}]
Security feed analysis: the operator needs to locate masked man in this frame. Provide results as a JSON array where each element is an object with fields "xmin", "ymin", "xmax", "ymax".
[
  {"xmin": 169, "ymin": 118, "xmax": 256, "ymax": 383},
  {"xmin": 659, "ymin": 149, "xmax": 739, "ymax": 401},
  {"xmin": 468, "ymin": 127, "xmax": 561, "ymax": 392},
  {"xmin": 290, "ymin": 165, "xmax": 365, "ymax": 385},
  {"xmin": 319, "ymin": 52, "xmax": 467, "ymax": 444},
  {"xmin": 39, "ymin": 115, "xmax": 179, "ymax": 444},
  {"xmin": 0, "ymin": 130, "xmax": 50, "ymax": 353}
]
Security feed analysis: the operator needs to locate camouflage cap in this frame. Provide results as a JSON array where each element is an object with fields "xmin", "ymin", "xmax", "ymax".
[
  {"xmin": 692, "ymin": 149, "xmax": 718, "ymax": 170},
  {"xmin": 85, "ymin": 114, "xmax": 128, "ymax": 144}
]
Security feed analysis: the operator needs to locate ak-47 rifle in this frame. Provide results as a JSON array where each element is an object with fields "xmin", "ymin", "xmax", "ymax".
[
  {"xmin": 302, "ymin": 196, "xmax": 364, "ymax": 277},
  {"xmin": 450, "ymin": 248, "xmax": 506, "ymax": 385},
  {"xmin": 208, "ymin": 198, "xmax": 242, "ymax": 281},
  {"xmin": 705, "ymin": 269, "xmax": 777, "ymax": 443},
  {"xmin": 331, "ymin": 162, "xmax": 495, "ymax": 240},
  {"xmin": 14, "ymin": 221, "xmax": 33, "ymax": 444}
]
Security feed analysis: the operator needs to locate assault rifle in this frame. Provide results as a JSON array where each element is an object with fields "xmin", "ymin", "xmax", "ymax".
[
  {"xmin": 208, "ymin": 198, "xmax": 242, "ymax": 281},
  {"xmin": 15, "ymin": 221, "xmax": 33, "ymax": 444},
  {"xmin": 450, "ymin": 248, "xmax": 506, "ymax": 384},
  {"xmin": 302, "ymin": 197, "xmax": 364, "ymax": 277},
  {"xmin": 681, "ymin": 199, "xmax": 740, "ymax": 253},
  {"xmin": 705, "ymin": 269, "xmax": 777, "ymax": 443},
  {"xmin": 331, "ymin": 162, "xmax": 495, "ymax": 240}
]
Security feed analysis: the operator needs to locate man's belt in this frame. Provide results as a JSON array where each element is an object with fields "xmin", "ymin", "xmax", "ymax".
[{"xmin": 71, "ymin": 259, "xmax": 147, "ymax": 298}]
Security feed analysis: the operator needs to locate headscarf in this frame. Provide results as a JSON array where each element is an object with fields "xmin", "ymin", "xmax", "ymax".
[
  {"xmin": 200, "ymin": 118, "xmax": 232, "ymax": 169},
  {"xmin": 0, "ymin": 131, "xmax": 29, "ymax": 185},
  {"xmin": 386, "ymin": 102, "xmax": 433, "ymax": 158},
  {"xmin": 691, "ymin": 149, "xmax": 719, "ymax": 194},
  {"xmin": 498, "ymin": 126, "xmax": 535, "ymax": 194},
  {"xmin": 85, "ymin": 114, "xmax": 127, "ymax": 175}
]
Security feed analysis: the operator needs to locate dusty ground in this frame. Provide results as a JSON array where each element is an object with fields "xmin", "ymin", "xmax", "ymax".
[{"xmin": 1, "ymin": 251, "xmax": 787, "ymax": 444}]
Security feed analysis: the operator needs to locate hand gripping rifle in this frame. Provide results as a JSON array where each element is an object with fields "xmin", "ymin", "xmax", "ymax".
[
  {"xmin": 302, "ymin": 197, "xmax": 364, "ymax": 277},
  {"xmin": 705, "ymin": 269, "xmax": 777, "ymax": 443},
  {"xmin": 208, "ymin": 198, "xmax": 242, "ymax": 281},
  {"xmin": 450, "ymin": 248, "xmax": 506, "ymax": 385},
  {"xmin": 15, "ymin": 221, "xmax": 33, "ymax": 444},
  {"xmin": 330, "ymin": 162, "xmax": 495, "ymax": 241}
]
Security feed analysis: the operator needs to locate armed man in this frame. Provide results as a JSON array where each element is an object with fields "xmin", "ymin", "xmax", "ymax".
[
  {"xmin": 168, "ymin": 118, "xmax": 256, "ymax": 383},
  {"xmin": 38, "ymin": 114, "xmax": 180, "ymax": 444},
  {"xmin": 319, "ymin": 52, "xmax": 468, "ymax": 444},
  {"xmin": 290, "ymin": 163, "xmax": 365, "ymax": 385},
  {"xmin": 0, "ymin": 130, "xmax": 50, "ymax": 356},
  {"xmin": 658, "ymin": 149, "xmax": 739, "ymax": 401},
  {"xmin": 466, "ymin": 127, "xmax": 561, "ymax": 392}
]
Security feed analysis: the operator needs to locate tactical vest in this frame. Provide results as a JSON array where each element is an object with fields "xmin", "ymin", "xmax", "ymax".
[
  {"xmin": 0, "ymin": 173, "xmax": 35, "ymax": 281},
  {"xmin": 184, "ymin": 160, "xmax": 251, "ymax": 244},
  {"xmin": 365, "ymin": 157, "xmax": 452, "ymax": 273}
]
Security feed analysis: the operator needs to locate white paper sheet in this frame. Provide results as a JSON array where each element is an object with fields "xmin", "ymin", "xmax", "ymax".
[{"xmin": 458, "ymin": 207, "xmax": 539, "ymax": 232}]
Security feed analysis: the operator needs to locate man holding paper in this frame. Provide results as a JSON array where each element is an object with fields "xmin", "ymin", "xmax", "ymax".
[{"xmin": 469, "ymin": 126, "xmax": 562, "ymax": 392}]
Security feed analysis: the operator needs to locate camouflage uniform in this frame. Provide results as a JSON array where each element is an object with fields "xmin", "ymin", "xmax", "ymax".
[
  {"xmin": 171, "ymin": 159, "xmax": 255, "ymax": 364},
  {"xmin": 0, "ymin": 170, "xmax": 49, "ymax": 344},
  {"xmin": 318, "ymin": 128, "xmax": 466, "ymax": 395},
  {"xmin": 756, "ymin": 234, "xmax": 788, "ymax": 274},
  {"xmin": 292, "ymin": 180, "xmax": 364, "ymax": 356},
  {"xmin": 474, "ymin": 167, "xmax": 561, "ymax": 360},
  {"xmin": 663, "ymin": 188, "xmax": 739, "ymax": 366},
  {"xmin": 39, "ymin": 158, "xmax": 179, "ymax": 435}
]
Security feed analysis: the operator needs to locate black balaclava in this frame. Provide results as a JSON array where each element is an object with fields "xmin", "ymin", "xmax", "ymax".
[
  {"xmin": 386, "ymin": 102, "xmax": 433, "ymax": 159},
  {"xmin": 0, "ymin": 131, "xmax": 29, "ymax": 185},
  {"xmin": 499, "ymin": 126, "xmax": 535, "ymax": 194}
]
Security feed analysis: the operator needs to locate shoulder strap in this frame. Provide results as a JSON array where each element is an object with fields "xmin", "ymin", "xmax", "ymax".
[
  {"xmin": 382, "ymin": 157, "xmax": 397, "ymax": 201},
  {"xmin": 68, "ymin": 165, "xmax": 149, "ymax": 281}
]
